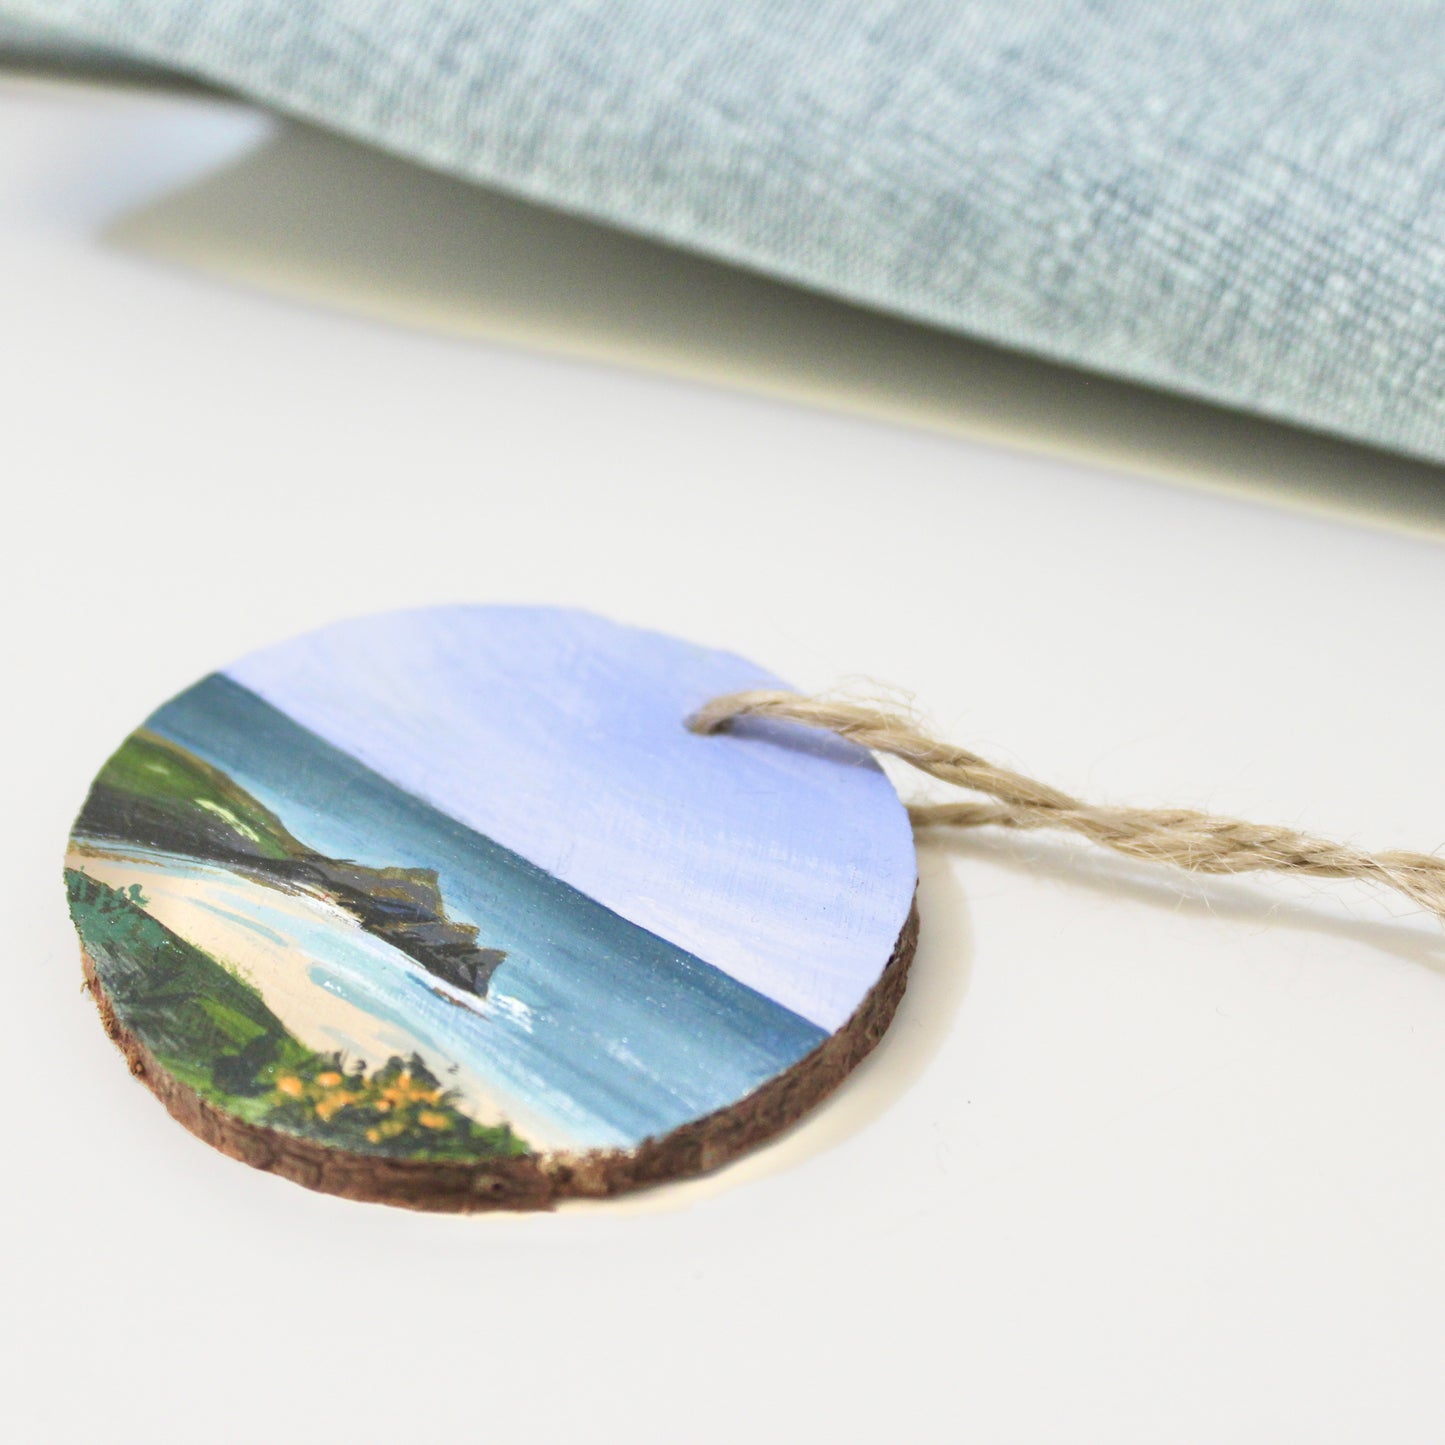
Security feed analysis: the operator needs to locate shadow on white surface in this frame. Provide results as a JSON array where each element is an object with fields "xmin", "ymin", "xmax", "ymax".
[
  {"xmin": 927, "ymin": 829, "xmax": 1445, "ymax": 977},
  {"xmin": 567, "ymin": 809, "xmax": 1445, "ymax": 1218},
  {"xmin": 561, "ymin": 847, "xmax": 975, "ymax": 1215},
  {"xmin": 103, "ymin": 120, "xmax": 1445, "ymax": 542}
]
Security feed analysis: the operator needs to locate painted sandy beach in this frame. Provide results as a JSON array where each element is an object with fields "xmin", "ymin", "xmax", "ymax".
[{"xmin": 69, "ymin": 844, "xmax": 571, "ymax": 1148}]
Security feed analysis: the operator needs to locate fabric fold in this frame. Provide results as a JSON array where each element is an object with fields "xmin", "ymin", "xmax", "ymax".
[{"xmin": 6, "ymin": 1, "xmax": 1445, "ymax": 467}]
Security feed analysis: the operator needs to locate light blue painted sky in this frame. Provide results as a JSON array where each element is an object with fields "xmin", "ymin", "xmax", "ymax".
[{"xmin": 224, "ymin": 606, "xmax": 915, "ymax": 1031}]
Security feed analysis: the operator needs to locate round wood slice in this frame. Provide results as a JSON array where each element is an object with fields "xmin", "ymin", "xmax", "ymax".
[{"xmin": 66, "ymin": 606, "xmax": 919, "ymax": 1211}]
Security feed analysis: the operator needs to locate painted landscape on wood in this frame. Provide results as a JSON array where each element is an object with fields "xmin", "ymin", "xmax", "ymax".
[{"xmin": 67, "ymin": 607, "xmax": 916, "ymax": 1163}]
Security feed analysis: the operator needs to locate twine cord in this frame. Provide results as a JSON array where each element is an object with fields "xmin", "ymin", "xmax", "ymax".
[{"xmin": 688, "ymin": 690, "xmax": 1445, "ymax": 927}]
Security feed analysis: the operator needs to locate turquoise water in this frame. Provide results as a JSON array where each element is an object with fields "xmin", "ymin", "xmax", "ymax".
[{"xmin": 137, "ymin": 675, "xmax": 827, "ymax": 1150}]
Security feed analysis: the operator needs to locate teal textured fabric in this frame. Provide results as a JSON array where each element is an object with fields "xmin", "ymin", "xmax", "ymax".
[{"xmin": 6, "ymin": 1, "xmax": 1445, "ymax": 465}]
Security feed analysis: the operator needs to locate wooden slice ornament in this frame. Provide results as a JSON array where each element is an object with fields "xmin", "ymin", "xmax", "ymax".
[{"xmin": 67, "ymin": 606, "xmax": 918, "ymax": 1211}]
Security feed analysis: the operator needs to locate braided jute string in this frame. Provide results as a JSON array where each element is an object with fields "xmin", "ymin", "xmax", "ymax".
[{"xmin": 688, "ymin": 691, "xmax": 1445, "ymax": 928}]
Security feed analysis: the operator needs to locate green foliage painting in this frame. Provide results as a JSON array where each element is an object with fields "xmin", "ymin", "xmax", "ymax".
[{"xmin": 68, "ymin": 871, "xmax": 528, "ymax": 1162}]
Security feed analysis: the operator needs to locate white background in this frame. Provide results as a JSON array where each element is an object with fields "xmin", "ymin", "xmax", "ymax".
[{"xmin": 6, "ymin": 75, "xmax": 1445, "ymax": 1444}]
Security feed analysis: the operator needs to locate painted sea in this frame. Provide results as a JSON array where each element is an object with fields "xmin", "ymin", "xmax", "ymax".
[{"xmin": 67, "ymin": 607, "xmax": 917, "ymax": 1162}]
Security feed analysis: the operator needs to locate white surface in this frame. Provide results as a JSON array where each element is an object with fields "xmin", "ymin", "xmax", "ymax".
[{"xmin": 6, "ymin": 77, "xmax": 1445, "ymax": 1445}]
